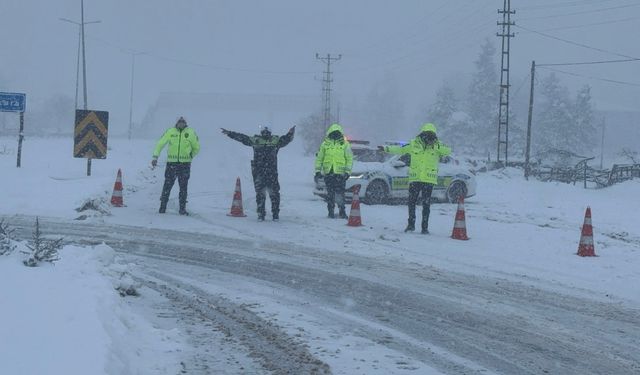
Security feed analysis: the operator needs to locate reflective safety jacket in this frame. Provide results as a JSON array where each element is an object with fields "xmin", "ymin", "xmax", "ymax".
[
  {"xmin": 315, "ymin": 124, "xmax": 353, "ymax": 175},
  {"xmin": 225, "ymin": 130, "xmax": 294, "ymax": 176},
  {"xmin": 153, "ymin": 127, "xmax": 200, "ymax": 163},
  {"xmin": 384, "ymin": 138, "xmax": 451, "ymax": 184}
]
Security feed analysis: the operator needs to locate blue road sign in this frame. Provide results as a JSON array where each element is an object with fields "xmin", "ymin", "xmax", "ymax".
[{"xmin": 0, "ymin": 92, "xmax": 26, "ymax": 112}]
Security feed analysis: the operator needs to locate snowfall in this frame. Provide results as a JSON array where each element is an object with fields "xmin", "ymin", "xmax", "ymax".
[{"xmin": 1, "ymin": 129, "xmax": 639, "ymax": 374}]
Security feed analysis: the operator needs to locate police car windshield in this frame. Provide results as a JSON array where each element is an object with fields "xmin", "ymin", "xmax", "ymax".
[{"xmin": 352, "ymin": 148, "xmax": 392, "ymax": 163}]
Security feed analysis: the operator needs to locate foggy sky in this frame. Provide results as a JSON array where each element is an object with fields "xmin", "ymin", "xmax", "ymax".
[{"xmin": 1, "ymin": 0, "xmax": 639, "ymax": 136}]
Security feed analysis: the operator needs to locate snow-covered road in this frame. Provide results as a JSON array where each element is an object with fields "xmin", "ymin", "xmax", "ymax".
[{"xmin": 10, "ymin": 216, "xmax": 640, "ymax": 374}]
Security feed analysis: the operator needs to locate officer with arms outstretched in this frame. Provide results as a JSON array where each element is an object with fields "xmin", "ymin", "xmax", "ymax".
[
  {"xmin": 152, "ymin": 116, "xmax": 200, "ymax": 215},
  {"xmin": 380, "ymin": 123, "xmax": 450, "ymax": 234},
  {"xmin": 221, "ymin": 125, "xmax": 295, "ymax": 221}
]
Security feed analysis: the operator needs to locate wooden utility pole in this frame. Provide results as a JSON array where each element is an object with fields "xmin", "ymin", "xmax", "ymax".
[{"xmin": 524, "ymin": 61, "xmax": 536, "ymax": 180}]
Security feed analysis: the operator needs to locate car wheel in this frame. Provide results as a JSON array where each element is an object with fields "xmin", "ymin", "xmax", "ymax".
[
  {"xmin": 446, "ymin": 181, "xmax": 467, "ymax": 203},
  {"xmin": 364, "ymin": 180, "xmax": 389, "ymax": 204}
]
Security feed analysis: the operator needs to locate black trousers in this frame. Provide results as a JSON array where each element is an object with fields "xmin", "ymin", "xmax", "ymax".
[
  {"xmin": 408, "ymin": 182, "xmax": 434, "ymax": 230},
  {"xmin": 324, "ymin": 173, "xmax": 347, "ymax": 213},
  {"xmin": 160, "ymin": 162, "xmax": 191, "ymax": 208},
  {"xmin": 254, "ymin": 172, "xmax": 280, "ymax": 217}
]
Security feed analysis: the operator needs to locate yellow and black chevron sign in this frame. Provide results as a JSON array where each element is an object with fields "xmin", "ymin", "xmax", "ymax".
[{"xmin": 74, "ymin": 110, "xmax": 109, "ymax": 159}]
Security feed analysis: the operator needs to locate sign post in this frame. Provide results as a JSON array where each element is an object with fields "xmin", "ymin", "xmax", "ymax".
[
  {"xmin": 74, "ymin": 109, "xmax": 109, "ymax": 176},
  {"xmin": 0, "ymin": 92, "xmax": 27, "ymax": 167}
]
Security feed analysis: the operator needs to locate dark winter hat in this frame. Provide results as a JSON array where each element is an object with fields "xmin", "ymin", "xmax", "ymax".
[
  {"xmin": 260, "ymin": 126, "xmax": 272, "ymax": 136},
  {"xmin": 176, "ymin": 116, "xmax": 187, "ymax": 127}
]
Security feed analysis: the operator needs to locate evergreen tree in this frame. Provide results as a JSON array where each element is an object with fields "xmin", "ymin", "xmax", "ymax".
[
  {"xmin": 466, "ymin": 38, "xmax": 499, "ymax": 154},
  {"xmin": 22, "ymin": 218, "xmax": 63, "ymax": 267},
  {"xmin": 426, "ymin": 82, "xmax": 457, "ymax": 131},
  {"xmin": 426, "ymin": 81, "xmax": 467, "ymax": 152},
  {"xmin": 534, "ymin": 73, "xmax": 574, "ymax": 155},
  {"xmin": 571, "ymin": 85, "xmax": 598, "ymax": 155},
  {"xmin": 360, "ymin": 78, "xmax": 405, "ymax": 143},
  {"xmin": 0, "ymin": 220, "xmax": 16, "ymax": 256},
  {"xmin": 298, "ymin": 111, "xmax": 328, "ymax": 156}
]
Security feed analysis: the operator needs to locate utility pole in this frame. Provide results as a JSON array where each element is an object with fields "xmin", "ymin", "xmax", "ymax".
[
  {"xmin": 59, "ymin": 18, "xmax": 101, "ymax": 110},
  {"xmin": 127, "ymin": 51, "xmax": 144, "ymax": 140},
  {"xmin": 524, "ymin": 61, "xmax": 535, "ymax": 180},
  {"xmin": 496, "ymin": 0, "xmax": 515, "ymax": 166},
  {"xmin": 600, "ymin": 118, "xmax": 606, "ymax": 169},
  {"xmin": 315, "ymin": 53, "xmax": 341, "ymax": 129},
  {"xmin": 80, "ymin": 0, "xmax": 92, "ymax": 176}
]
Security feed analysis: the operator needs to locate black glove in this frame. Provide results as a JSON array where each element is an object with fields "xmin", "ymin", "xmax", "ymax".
[
  {"xmin": 315, "ymin": 172, "xmax": 322, "ymax": 179},
  {"xmin": 377, "ymin": 145, "xmax": 385, "ymax": 152}
]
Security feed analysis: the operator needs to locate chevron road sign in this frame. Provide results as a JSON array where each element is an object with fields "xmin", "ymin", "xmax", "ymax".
[{"xmin": 74, "ymin": 110, "xmax": 109, "ymax": 159}]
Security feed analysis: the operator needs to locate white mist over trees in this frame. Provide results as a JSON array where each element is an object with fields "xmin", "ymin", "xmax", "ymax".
[
  {"xmin": 534, "ymin": 74, "xmax": 597, "ymax": 158},
  {"xmin": 420, "ymin": 40, "xmax": 598, "ymax": 160}
]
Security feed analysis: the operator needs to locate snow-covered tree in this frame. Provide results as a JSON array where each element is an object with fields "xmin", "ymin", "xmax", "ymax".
[
  {"xmin": 466, "ymin": 38, "xmax": 499, "ymax": 154},
  {"xmin": 298, "ymin": 111, "xmax": 328, "ymax": 156},
  {"xmin": 426, "ymin": 82, "xmax": 458, "ymax": 131},
  {"xmin": 359, "ymin": 77, "xmax": 405, "ymax": 143},
  {"xmin": 0, "ymin": 220, "xmax": 16, "ymax": 256},
  {"xmin": 533, "ymin": 73, "xmax": 574, "ymax": 154},
  {"xmin": 22, "ymin": 218, "xmax": 63, "ymax": 267},
  {"xmin": 571, "ymin": 85, "xmax": 598, "ymax": 155}
]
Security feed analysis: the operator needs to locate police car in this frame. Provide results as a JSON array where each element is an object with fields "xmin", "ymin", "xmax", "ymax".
[{"xmin": 314, "ymin": 142, "xmax": 476, "ymax": 204}]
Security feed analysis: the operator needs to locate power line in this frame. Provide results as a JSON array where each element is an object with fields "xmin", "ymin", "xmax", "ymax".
[
  {"xmin": 538, "ymin": 66, "xmax": 640, "ymax": 87},
  {"xmin": 75, "ymin": 32, "xmax": 317, "ymax": 76},
  {"xmin": 522, "ymin": 16, "xmax": 640, "ymax": 32},
  {"xmin": 515, "ymin": 24, "xmax": 640, "ymax": 59},
  {"xmin": 519, "ymin": 2, "xmax": 640, "ymax": 20},
  {"xmin": 519, "ymin": 0, "xmax": 632, "ymax": 11},
  {"xmin": 538, "ymin": 58, "xmax": 640, "ymax": 66}
]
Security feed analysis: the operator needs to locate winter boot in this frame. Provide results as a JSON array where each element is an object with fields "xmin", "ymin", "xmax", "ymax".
[
  {"xmin": 258, "ymin": 211, "xmax": 266, "ymax": 221},
  {"xmin": 159, "ymin": 200, "xmax": 167, "ymax": 214},
  {"xmin": 327, "ymin": 210, "xmax": 335, "ymax": 218},
  {"xmin": 272, "ymin": 212, "xmax": 279, "ymax": 221},
  {"xmin": 404, "ymin": 219, "xmax": 415, "ymax": 232},
  {"xmin": 421, "ymin": 208, "xmax": 430, "ymax": 234},
  {"xmin": 338, "ymin": 207, "xmax": 348, "ymax": 219},
  {"xmin": 179, "ymin": 201, "xmax": 188, "ymax": 216}
]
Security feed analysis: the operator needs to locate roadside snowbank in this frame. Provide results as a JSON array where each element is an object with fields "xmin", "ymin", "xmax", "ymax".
[{"xmin": 0, "ymin": 243, "xmax": 185, "ymax": 374}]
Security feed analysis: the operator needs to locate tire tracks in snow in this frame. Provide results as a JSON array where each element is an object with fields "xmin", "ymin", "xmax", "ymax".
[{"xmin": 7, "ymin": 215, "xmax": 640, "ymax": 375}]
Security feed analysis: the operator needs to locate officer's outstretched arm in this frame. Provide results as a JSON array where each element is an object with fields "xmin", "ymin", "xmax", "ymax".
[
  {"xmin": 437, "ymin": 142, "xmax": 452, "ymax": 157},
  {"xmin": 224, "ymin": 130, "xmax": 253, "ymax": 146},
  {"xmin": 278, "ymin": 126, "xmax": 295, "ymax": 148}
]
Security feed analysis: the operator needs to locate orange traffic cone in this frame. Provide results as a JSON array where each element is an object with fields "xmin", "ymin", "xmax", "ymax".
[
  {"xmin": 577, "ymin": 207, "xmax": 596, "ymax": 257},
  {"xmin": 347, "ymin": 184, "xmax": 362, "ymax": 227},
  {"xmin": 227, "ymin": 177, "xmax": 247, "ymax": 217},
  {"xmin": 451, "ymin": 197, "xmax": 469, "ymax": 240},
  {"xmin": 110, "ymin": 169, "xmax": 124, "ymax": 207}
]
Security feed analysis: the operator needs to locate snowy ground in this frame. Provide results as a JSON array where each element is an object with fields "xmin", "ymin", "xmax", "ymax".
[{"xmin": 1, "ymin": 135, "xmax": 639, "ymax": 374}]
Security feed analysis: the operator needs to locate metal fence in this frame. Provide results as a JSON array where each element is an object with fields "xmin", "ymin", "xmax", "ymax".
[{"xmin": 531, "ymin": 160, "xmax": 640, "ymax": 188}]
